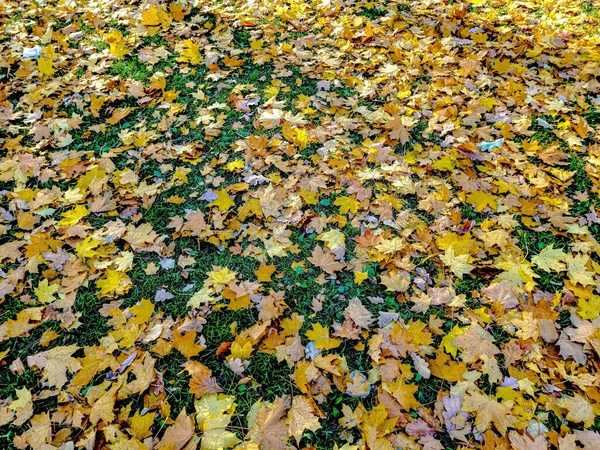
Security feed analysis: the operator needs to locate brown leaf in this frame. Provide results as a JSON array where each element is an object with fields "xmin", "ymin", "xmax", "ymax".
[
  {"xmin": 157, "ymin": 409, "xmax": 194, "ymax": 450},
  {"xmin": 307, "ymin": 246, "xmax": 344, "ymax": 274},
  {"xmin": 287, "ymin": 396, "xmax": 321, "ymax": 443}
]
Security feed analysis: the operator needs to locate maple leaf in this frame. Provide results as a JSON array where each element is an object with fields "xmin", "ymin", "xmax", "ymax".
[
  {"xmin": 258, "ymin": 109, "xmax": 284, "ymax": 129},
  {"xmin": 440, "ymin": 325, "xmax": 464, "ymax": 357},
  {"xmin": 452, "ymin": 323, "xmax": 499, "ymax": 363},
  {"xmin": 188, "ymin": 286, "xmax": 217, "ymax": 308},
  {"xmin": 255, "ymin": 263, "xmax": 276, "ymax": 282},
  {"xmin": 195, "ymin": 394, "xmax": 240, "ymax": 450},
  {"xmin": 556, "ymin": 394, "xmax": 595, "ymax": 427},
  {"xmin": 19, "ymin": 412, "xmax": 52, "ymax": 449},
  {"xmin": 157, "ymin": 409, "xmax": 194, "ymax": 450},
  {"xmin": 359, "ymin": 403, "xmax": 398, "ymax": 450},
  {"xmin": 565, "ymin": 254, "xmax": 595, "ymax": 287},
  {"xmin": 382, "ymin": 378, "xmax": 420, "ymax": 411},
  {"xmin": 462, "ymin": 392, "xmax": 514, "ymax": 435},
  {"xmin": 209, "ymin": 189, "xmax": 235, "ymax": 211},
  {"xmin": 495, "ymin": 253, "xmax": 539, "ymax": 289},
  {"xmin": 346, "ymin": 371, "xmax": 371, "ymax": 398},
  {"xmin": 306, "ymin": 323, "xmax": 342, "ymax": 350},
  {"xmin": 37, "ymin": 55, "xmax": 55, "ymax": 77},
  {"xmin": 9, "ymin": 388, "xmax": 32, "ymax": 411},
  {"xmin": 380, "ymin": 270, "xmax": 410, "ymax": 292},
  {"xmin": 429, "ymin": 351, "xmax": 466, "ymax": 382},
  {"xmin": 353, "ymin": 270, "xmax": 369, "ymax": 284},
  {"xmin": 466, "ymin": 191, "xmax": 498, "ymax": 212},
  {"xmin": 172, "ymin": 329, "xmax": 204, "ymax": 358},
  {"xmin": 287, "ymin": 396, "xmax": 321, "ymax": 443},
  {"xmin": 190, "ymin": 375, "xmax": 223, "ymax": 398},
  {"xmin": 532, "ymin": 244, "xmax": 566, "ymax": 272},
  {"xmin": 251, "ymin": 397, "xmax": 290, "ymax": 450},
  {"xmin": 96, "ymin": 269, "xmax": 131, "ymax": 298},
  {"xmin": 229, "ymin": 339, "xmax": 254, "ymax": 360},
  {"xmin": 128, "ymin": 410, "xmax": 155, "ymax": 439},
  {"xmin": 207, "ymin": 267, "xmax": 237, "ymax": 285},
  {"xmin": 105, "ymin": 30, "xmax": 128, "ymax": 58},
  {"xmin": 318, "ymin": 229, "xmax": 345, "ymax": 249},
  {"xmin": 345, "ymin": 298, "xmax": 374, "ymax": 328},
  {"xmin": 180, "ymin": 39, "xmax": 202, "ymax": 65},
  {"xmin": 334, "ymin": 196, "xmax": 361, "ymax": 215},
  {"xmin": 90, "ymin": 383, "xmax": 119, "ymax": 425},
  {"xmin": 440, "ymin": 246, "xmax": 474, "ymax": 279},
  {"xmin": 34, "ymin": 279, "xmax": 59, "ymax": 304},
  {"xmin": 27, "ymin": 345, "xmax": 80, "ymax": 389},
  {"xmin": 307, "ymin": 245, "xmax": 344, "ymax": 274},
  {"xmin": 130, "ymin": 298, "xmax": 155, "ymax": 325},
  {"xmin": 386, "ymin": 116, "xmax": 411, "ymax": 144},
  {"xmin": 141, "ymin": 5, "xmax": 161, "ymax": 26}
]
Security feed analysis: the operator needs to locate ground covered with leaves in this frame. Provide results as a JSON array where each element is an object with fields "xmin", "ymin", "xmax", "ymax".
[{"xmin": 1, "ymin": 0, "xmax": 600, "ymax": 449}]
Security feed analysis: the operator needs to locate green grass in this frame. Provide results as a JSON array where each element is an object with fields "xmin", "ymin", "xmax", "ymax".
[
  {"xmin": 582, "ymin": 2, "xmax": 599, "ymax": 16},
  {"xmin": 108, "ymin": 59, "xmax": 154, "ymax": 82},
  {"xmin": 360, "ymin": 6, "xmax": 387, "ymax": 19}
]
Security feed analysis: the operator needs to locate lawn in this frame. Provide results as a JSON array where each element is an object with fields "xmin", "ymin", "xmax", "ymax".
[{"xmin": 1, "ymin": 0, "xmax": 600, "ymax": 449}]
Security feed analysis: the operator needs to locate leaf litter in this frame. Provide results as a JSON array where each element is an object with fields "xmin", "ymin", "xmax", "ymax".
[{"xmin": 1, "ymin": 0, "xmax": 600, "ymax": 449}]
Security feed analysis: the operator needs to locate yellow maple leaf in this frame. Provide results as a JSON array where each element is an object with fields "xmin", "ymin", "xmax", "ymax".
[
  {"xmin": 130, "ymin": 298, "xmax": 155, "ymax": 325},
  {"xmin": 209, "ymin": 189, "xmax": 235, "ymax": 211},
  {"xmin": 299, "ymin": 188, "xmax": 319, "ymax": 205},
  {"xmin": 463, "ymin": 392, "xmax": 515, "ymax": 434},
  {"xmin": 141, "ymin": 5, "xmax": 161, "ymax": 26},
  {"xmin": 354, "ymin": 270, "xmax": 369, "ymax": 285},
  {"xmin": 96, "ymin": 270, "xmax": 131, "ymax": 297},
  {"xmin": 128, "ymin": 410, "xmax": 155, "ymax": 439},
  {"xmin": 225, "ymin": 160, "xmax": 245, "ymax": 171},
  {"xmin": 441, "ymin": 325, "xmax": 464, "ymax": 357},
  {"xmin": 466, "ymin": 191, "xmax": 498, "ymax": 212},
  {"xmin": 255, "ymin": 263, "xmax": 276, "ymax": 282},
  {"xmin": 250, "ymin": 39, "xmax": 264, "ymax": 50},
  {"xmin": 207, "ymin": 267, "xmax": 237, "ymax": 285},
  {"xmin": 334, "ymin": 196, "xmax": 360, "ymax": 214},
  {"xmin": 229, "ymin": 339, "xmax": 253, "ymax": 360},
  {"xmin": 35, "ymin": 279, "xmax": 59, "ymax": 304},
  {"xmin": 295, "ymin": 128, "xmax": 310, "ymax": 149},
  {"xmin": 531, "ymin": 245, "xmax": 566, "ymax": 272},
  {"xmin": 173, "ymin": 329, "xmax": 204, "ymax": 358},
  {"xmin": 180, "ymin": 39, "xmax": 202, "ymax": 65},
  {"xmin": 9, "ymin": 388, "xmax": 32, "ymax": 410},
  {"xmin": 440, "ymin": 246, "xmax": 474, "ymax": 279},
  {"xmin": 170, "ymin": 2, "xmax": 186, "ymax": 20},
  {"xmin": 89, "ymin": 383, "xmax": 119, "ymax": 426},
  {"xmin": 105, "ymin": 30, "xmax": 128, "ymax": 59},
  {"xmin": 188, "ymin": 286, "xmax": 217, "ymax": 308},
  {"xmin": 495, "ymin": 253, "xmax": 538, "ymax": 290},
  {"xmin": 578, "ymin": 297, "xmax": 600, "ymax": 320},
  {"xmin": 565, "ymin": 254, "xmax": 595, "ymax": 287},
  {"xmin": 75, "ymin": 236, "xmax": 102, "ymax": 259},
  {"xmin": 57, "ymin": 204, "xmax": 89, "ymax": 227},
  {"xmin": 195, "ymin": 394, "xmax": 240, "ymax": 450},
  {"xmin": 306, "ymin": 323, "xmax": 342, "ymax": 350},
  {"xmin": 380, "ymin": 270, "xmax": 410, "ymax": 292},
  {"xmin": 429, "ymin": 351, "xmax": 467, "ymax": 382},
  {"xmin": 318, "ymin": 229, "xmax": 345, "ymax": 250},
  {"xmin": 37, "ymin": 56, "xmax": 55, "ymax": 77},
  {"xmin": 382, "ymin": 378, "xmax": 420, "ymax": 411}
]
